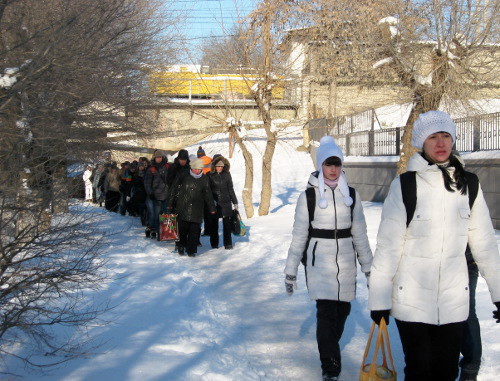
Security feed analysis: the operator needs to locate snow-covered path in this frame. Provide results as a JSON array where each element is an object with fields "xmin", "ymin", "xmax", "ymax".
[{"xmin": 8, "ymin": 128, "xmax": 500, "ymax": 380}]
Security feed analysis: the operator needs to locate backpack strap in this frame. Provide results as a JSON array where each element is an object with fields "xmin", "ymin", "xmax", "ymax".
[
  {"xmin": 302, "ymin": 188, "xmax": 315, "ymax": 266},
  {"xmin": 400, "ymin": 171, "xmax": 417, "ymax": 228},
  {"xmin": 305, "ymin": 187, "xmax": 316, "ymax": 224},
  {"xmin": 464, "ymin": 171, "xmax": 479, "ymax": 210},
  {"xmin": 400, "ymin": 170, "xmax": 479, "ymax": 228},
  {"xmin": 348, "ymin": 186, "xmax": 356, "ymax": 223},
  {"xmin": 301, "ymin": 186, "xmax": 356, "ymax": 266}
]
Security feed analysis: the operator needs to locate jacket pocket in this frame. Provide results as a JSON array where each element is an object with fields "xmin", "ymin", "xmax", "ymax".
[
  {"xmin": 311, "ymin": 241, "xmax": 318, "ymax": 267},
  {"xmin": 457, "ymin": 208, "xmax": 470, "ymax": 236},
  {"xmin": 408, "ymin": 211, "xmax": 431, "ymax": 237}
]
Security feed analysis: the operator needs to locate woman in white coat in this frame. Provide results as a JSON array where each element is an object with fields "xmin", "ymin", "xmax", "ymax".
[
  {"xmin": 369, "ymin": 110, "xmax": 500, "ymax": 381},
  {"xmin": 285, "ymin": 136, "xmax": 372, "ymax": 381}
]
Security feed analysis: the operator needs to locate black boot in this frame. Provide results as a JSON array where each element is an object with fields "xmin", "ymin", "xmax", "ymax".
[
  {"xmin": 145, "ymin": 227, "xmax": 151, "ymax": 238},
  {"xmin": 150, "ymin": 230, "xmax": 157, "ymax": 239},
  {"xmin": 177, "ymin": 246, "xmax": 185, "ymax": 256},
  {"xmin": 321, "ymin": 358, "xmax": 340, "ymax": 381},
  {"xmin": 459, "ymin": 370, "xmax": 478, "ymax": 381}
]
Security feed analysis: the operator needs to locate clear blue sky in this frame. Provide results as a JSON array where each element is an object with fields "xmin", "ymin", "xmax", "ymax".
[{"xmin": 169, "ymin": 0, "xmax": 257, "ymax": 61}]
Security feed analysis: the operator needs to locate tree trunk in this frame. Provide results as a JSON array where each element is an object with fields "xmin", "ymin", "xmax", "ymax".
[
  {"xmin": 258, "ymin": 132, "xmax": 277, "ymax": 216},
  {"xmin": 397, "ymin": 51, "xmax": 449, "ymax": 173},
  {"xmin": 232, "ymin": 130, "xmax": 254, "ymax": 218},
  {"xmin": 52, "ymin": 163, "xmax": 69, "ymax": 214}
]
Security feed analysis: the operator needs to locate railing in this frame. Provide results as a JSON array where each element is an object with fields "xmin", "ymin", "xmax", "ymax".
[{"xmin": 307, "ymin": 112, "xmax": 500, "ymax": 155}]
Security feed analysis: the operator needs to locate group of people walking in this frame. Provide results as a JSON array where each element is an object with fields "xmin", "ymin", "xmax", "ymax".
[
  {"xmin": 82, "ymin": 110, "xmax": 499, "ymax": 381},
  {"xmin": 82, "ymin": 146, "xmax": 238, "ymax": 257},
  {"xmin": 285, "ymin": 110, "xmax": 500, "ymax": 381}
]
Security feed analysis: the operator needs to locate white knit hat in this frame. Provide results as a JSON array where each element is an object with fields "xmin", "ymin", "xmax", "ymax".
[
  {"xmin": 316, "ymin": 136, "xmax": 353, "ymax": 209},
  {"xmin": 190, "ymin": 158, "xmax": 204, "ymax": 170},
  {"xmin": 412, "ymin": 110, "xmax": 456, "ymax": 149}
]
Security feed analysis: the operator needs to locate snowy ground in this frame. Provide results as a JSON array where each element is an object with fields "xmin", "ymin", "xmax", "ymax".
[{"xmin": 7, "ymin": 127, "xmax": 500, "ymax": 380}]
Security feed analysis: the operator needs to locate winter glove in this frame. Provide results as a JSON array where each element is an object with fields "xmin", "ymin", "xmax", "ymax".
[
  {"xmin": 149, "ymin": 194, "xmax": 155, "ymax": 201},
  {"xmin": 285, "ymin": 274, "xmax": 297, "ymax": 296},
  {"xmin": 364, "ymin": 272, "xmax": 370, "ymax": 289},
  {"xmin": 371, "ymin": 310, "xmax": 390, "ymax": 326},
  {"xmin": 494, "ymin": 302, "xmax": 500, "ymax": 323},
  {"xmin": 126, "ymin": 196, "xmax": 131, "ymax": 202},
  {"xmin": 166, "ymin": 207, "xmax": 173, "ymax": 214}
]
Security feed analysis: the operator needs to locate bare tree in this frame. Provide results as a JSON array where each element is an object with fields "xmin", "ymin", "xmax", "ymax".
[
  {"xmin": 303, "ymin": 0, "xmax": 499, "ymax": 171},
  {"xmin": 0, "ymin": 0, "xmax": 180, "ymax": 372},
  {"xmin": 178, "ymin": 0, "xmax": 311, "ymax": 217},
  {"xmin": 201, "ymin": 24, "xmax": 263, "ymax": 73}
]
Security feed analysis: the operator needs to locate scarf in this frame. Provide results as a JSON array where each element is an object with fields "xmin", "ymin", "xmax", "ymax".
[
  {"xmin": 324, "ymin": 178, "xmax": 339, "ymax": 189},
  {"xmin": 190, "ymin": 170, "xmax": 203, "ymax": 179}
]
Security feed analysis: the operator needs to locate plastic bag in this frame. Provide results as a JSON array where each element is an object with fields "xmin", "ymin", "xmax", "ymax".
[
  {"xmin": 359, "ymin": 319, "xmax": 397, "ymax": 381},
  {"xmin": 159, "ymin": 213, "xmax": 179, "ymax": 241}
]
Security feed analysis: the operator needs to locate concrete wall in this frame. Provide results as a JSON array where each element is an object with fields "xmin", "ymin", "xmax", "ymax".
[{"xmin": 341, "ymin": 158, "xmax": 500, "ymax": 229}]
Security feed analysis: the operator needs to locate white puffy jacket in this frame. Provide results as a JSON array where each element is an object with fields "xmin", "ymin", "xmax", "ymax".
[
  {"xmin": 369, "ymin": 153, "xmax": 500, "ymax": 325},
  {"xmin": 285, "ymin": 173, "xmax": 373, "ymax": 301},
  {"xmin": 83, "ymin": 169, "xmax": 92, "ymax": 185}
]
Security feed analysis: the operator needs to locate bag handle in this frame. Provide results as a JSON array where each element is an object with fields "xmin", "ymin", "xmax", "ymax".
[{"xmin": 360, "ymin": 318, "xmax": 396, "ymax": 377}]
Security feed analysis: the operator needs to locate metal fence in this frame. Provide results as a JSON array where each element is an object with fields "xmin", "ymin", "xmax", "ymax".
[{"xmin": 307, "ymin": 112, "xmax": 500, "ymax": 156}]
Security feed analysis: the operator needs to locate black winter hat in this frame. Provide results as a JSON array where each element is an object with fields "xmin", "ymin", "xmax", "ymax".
[{"xmin": 178, "ymin": 149, "xmax": 189, "ymax": 160}]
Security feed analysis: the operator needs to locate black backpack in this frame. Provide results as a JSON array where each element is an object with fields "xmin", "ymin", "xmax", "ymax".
[
  {"xmin": 301, "ymin": 186, "xmax": 356, "ymax": 266},
  {"xmin": 399, "ymin": 170, "xmax": 479, "ymax": 227}
]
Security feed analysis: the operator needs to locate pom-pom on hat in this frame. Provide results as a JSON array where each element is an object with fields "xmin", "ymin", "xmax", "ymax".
[
  {"xmin": 315, "ymin": 136, "xmax": 352, "ymax": 209},
  {"xmin": 412, "ymin": 110, "xmax": 456, "ymax": 149},
  {"xmin": 197, "ymin": 146, "xmax": 205, "ymax": 158},
  {"xmin": 190, "ymin": 158, "xmax": 204, "ymax": 170}
]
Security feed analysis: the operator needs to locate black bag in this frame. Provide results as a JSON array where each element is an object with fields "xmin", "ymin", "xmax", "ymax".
[{"xmin": 231, "ymin": 209, "xmax": 242, "ymax": 235}]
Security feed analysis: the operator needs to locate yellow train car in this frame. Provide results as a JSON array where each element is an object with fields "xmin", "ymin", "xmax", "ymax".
[{"xmin": 149, "ymin": 71, "xmax": 284, "ymax": 99}]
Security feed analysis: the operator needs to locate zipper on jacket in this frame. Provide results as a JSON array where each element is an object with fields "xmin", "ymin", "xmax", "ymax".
[
  {"xmin": 437, "ymin": 185, "xmax": 446, "ymax": 325},
  {"xmin": 312, "ymin": 241, "xmax": 318, "ymax": 266},
  {"xmin": 332, "ymin": 191, "xmax": 341, "ymax": 300}
]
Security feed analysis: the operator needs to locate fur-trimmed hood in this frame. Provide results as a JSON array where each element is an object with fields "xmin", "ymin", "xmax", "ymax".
[{"xmin": 210, "ymin": 156, "xmax": 231, "ymax": 173}]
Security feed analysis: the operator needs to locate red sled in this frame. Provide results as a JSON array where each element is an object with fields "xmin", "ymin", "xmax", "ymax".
[{"xmin": 159, "ymin": 213, "xmax": 179, "ymax": 241}]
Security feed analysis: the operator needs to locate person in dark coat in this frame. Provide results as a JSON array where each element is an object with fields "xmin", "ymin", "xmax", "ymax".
[
  {"xmin": 119, "ymin": 162, "xmax": 133, "ymax": 216},
  {"xmin": 129, "ymin": 162, "xmax": 147, "ymax": 220},
  {"xmin": 104, "ymin": 165, "xmax": 121, "ymax": 212},
  {"xmin": 93, "ymin": 164, "xmax": 105, "ymax": 206},
  {"xmin": 143, "ymin": 150, "xmax": 170, "ymax": 238},
  {"xmin": 207, "ymin": 156, "xmax": 238, "ymax": 249},
  {"xmin": 167, "ymin": 149, "xmax": 190, "ymax": 187},
  {"xmin": 167, "ymin": 158, "xmax": 216, "ymax": 257}
]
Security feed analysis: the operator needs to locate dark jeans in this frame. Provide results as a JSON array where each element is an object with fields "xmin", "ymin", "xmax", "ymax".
[
  {"xmin": 119, "ymin": 192, "xmax": 130, "ymax": 215},
  {"xmin": 316, "ymin": 300, "xmax": 351, "ymax": 375},
  {"xmin": 105, "ymin": 191, "xmax": 120, "ymax": 212},
  {"xmin": 396, "ymin": 319, "xmax": 463, "ymax": 381},
  {"xmin": 460, "ymin": 262, "xmax": 481, "ymax": 374},
  {"xmin": 178, "ymin": 220, "xmax": 200, "ymax": 255},
  {"xmin": 208, "ymin": 215, "xmax": 232, "ymax": 248},
  {"xmin": 202, "ymin": 203, "xmax": 212, "ymax": 235},
  {"xmin": 148, "ymin": 199, "xmax": 166, "ymax": 231}
]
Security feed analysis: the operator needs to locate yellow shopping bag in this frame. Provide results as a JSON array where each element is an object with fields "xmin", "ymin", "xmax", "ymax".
[{"xmin": 359, "ymin": 318, "xmax": 397, "ymax": 381}]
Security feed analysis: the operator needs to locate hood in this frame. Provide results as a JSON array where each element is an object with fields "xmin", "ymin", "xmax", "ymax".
[{"xmin": 210, "ymin": 157, "xmax": 231, "ymax": 173}]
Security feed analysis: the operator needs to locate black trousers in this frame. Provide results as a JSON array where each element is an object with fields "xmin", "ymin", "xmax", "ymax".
[
  {"xmin": 178, "ymin": 220, "xmax": 200, "ymax": 255},
  {"xmin": 316, "ymin": 300, "xmax": 351, "ymax": 373},
  {"xmin": 396, "ymin": 319, "xmax": 463, "ymax": 381},
  {"xmin": 460, "ymin": 262, "xmax": 481, "ymax": 375},
  {"xmin": 208, "ymin": 215, "xmax": 232, "ymax": 248}
]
